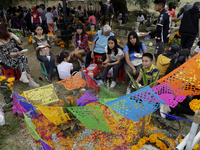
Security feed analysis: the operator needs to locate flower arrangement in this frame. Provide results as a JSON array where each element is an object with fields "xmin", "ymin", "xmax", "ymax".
[
  {"xmin": 56, "ymin": 39, "xmax": 71, "ymax": 48},
  {"xmin": 0, "ymin": 76, "xmax": 15, "ymax": 99},
  {"xmin": 76, "ymin": 20, "xmax": 82, "ymax": 24},
  {"xmin": 86, "ymin": 31, "xmax": 97, "ymax": 35},
  {"xmin": 189, "ymin": 99, "xmax": 200, "ymax": 112},
  {"xmin": 28, "ymin": 36, "xmax": 32, "ymax": 43},
  {"xmin": 165, "ymin": 31, "xmax": 181, "ymax": 50}
]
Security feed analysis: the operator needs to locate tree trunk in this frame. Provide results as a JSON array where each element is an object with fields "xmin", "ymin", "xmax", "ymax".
[{"xmin": 110, "ymin": 0, "xmax": 128, "ymax": 15}]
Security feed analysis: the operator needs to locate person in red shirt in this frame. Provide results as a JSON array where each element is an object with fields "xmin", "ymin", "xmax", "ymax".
[
  {"xmin": 166, "ymin": 2, "xmax": 175, "ymax": 18},
  {"xmin": 70, "ymin": 23, "xmax": 90, "ymax": 67},
  {"xmin": 31, "ymin": 6, "xmax": 42, "ymax": 27}
]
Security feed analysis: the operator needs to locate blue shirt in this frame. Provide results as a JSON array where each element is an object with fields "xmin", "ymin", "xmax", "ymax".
[{"xmin": 124, "ymin": 43, "xmax": 146, "ymax": 61}]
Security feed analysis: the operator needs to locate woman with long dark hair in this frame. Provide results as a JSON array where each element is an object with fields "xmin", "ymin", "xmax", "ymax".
[
  {"xmin": 70, "ymin": 23, "xmax": 90, "ymax": 67},
  {"xmin": 124, "ymin": 31, "xmax": 147, "ymax": 84},
  {"xmin": 0, "ymin": 24, "xmax": 39, "ymax": 88},
  {"xmin": 32, "ymin": 25, "xmax": 55, "ymax": 82},
  {"xmin": 99, "ymin": 36, "xmax": 125, "ymax": 88},
  {"xmin": 160, "ymin": 49, "xmax": 194, "ymax": 118},
  {"xmin": 166, "ymin": 2, "xmax": 175, "ymax": 18}
]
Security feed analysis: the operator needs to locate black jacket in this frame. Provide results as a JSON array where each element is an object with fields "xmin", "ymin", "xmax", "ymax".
[{"xmin": 179, "ymin": 7, "xmax": 200, "ymax": 36}]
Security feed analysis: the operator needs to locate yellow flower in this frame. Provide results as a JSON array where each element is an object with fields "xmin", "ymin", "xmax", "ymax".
[
  {"xmin": 131, "ymin": 145, "xmax": 139, "ymax": 150},
  {"xmin": 117, "ymin": 39, "xmax": 120, "ymax": 43},
  {"xmin": 156, "ymin": 140, "xmax": 162, "ymax": 148},
  {"xmin": 137, "ymin": 142, "xmax": 143, "ymax": 148},
  {"xmin": 193, "ymin": 143, "xmax": 199, "ymax": 149},
  {"xmin": 1, "ymin": 76, "xmax": 6, "ymax": 80},
  {"xmin": 88, "ymin": 41, "xmax": 92, "ymax": 44},
  {"xmin": 9, "ymin": 87, "xmax": 13, "ymax": 90},
  {"xmin": 139, "ymin": 139, "xmax": 146, "ymax": 145}
]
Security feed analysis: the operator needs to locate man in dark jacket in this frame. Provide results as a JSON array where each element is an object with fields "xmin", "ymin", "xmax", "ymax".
[{"xmin": 179, "ymin": 2, "xmax": 200, "ymax": 50}]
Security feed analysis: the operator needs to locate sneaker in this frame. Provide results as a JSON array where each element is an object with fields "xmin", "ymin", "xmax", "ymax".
[
  {"xmin": 29, "ymin": 78, "xmax": 40, "ymax": 88},
  {"xmin": 98, "ymin": 80, "xmax": 103, "ymax": 86},
  {"xmin": 160, "ymin": 104, "xmax": 171, "ymax": 118},
  {"xmin": 110, "ymin": 81, "xmax": 116, "ymax": 88},
  {"xmin": 126, "ymin": 86, "xmax": 132, "ymax": 95},
  {"xmin": 19, "ymin": 71, "xmax": 29, "ymax": 83},
  {"xmin": 45, "ymin": 76, "xmax": 52, "ymax": 82}
]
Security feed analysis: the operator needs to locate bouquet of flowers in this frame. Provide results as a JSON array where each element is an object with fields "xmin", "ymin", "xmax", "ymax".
[{"xmin": 0, "ymin": 76, "xmax": 15, "ymax": 102}]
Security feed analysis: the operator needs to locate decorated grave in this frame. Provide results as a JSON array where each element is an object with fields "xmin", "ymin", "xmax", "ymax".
[{"xmin": 3, "ymin": 53, "xmax": 200, "ymax": 149}]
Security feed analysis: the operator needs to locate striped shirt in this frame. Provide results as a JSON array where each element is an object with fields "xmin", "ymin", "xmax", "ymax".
[{"xmin": 140, "ymin": 64, "xmax": 159, "ymax": 84}]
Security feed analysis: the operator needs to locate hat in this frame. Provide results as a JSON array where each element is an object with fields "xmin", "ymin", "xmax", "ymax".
[
  {"xmin": 31, "ymin": 6, "xmax": 36, "ymax": 10},
  {"xmin": 22, "ymin": 6, "xmax": 28, "ymax": 11},
  {"xmin": 164, "ymin": 45, "xmax": 180, "ymax": 55}
]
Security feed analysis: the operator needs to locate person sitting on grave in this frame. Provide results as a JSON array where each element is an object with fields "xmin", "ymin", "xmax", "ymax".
[
  {"xmin": 86, "ymin": 24, "xmax": 114, "ymax": 67},
  {"xmin": 70, "ymin": 23, "xmax": 90, "ymax": 68},
  {"xmin": 160, "ymin": 49, "xmax": 194, "ymax": 118},
  {"xmin": 156, "ymin": 45, "xmax": 180, "ymax": 78},
  {"xmin": 135, "ymin": 53, "xmax": 159, "ymax": 88},
  {"xmin": 32, "ymin": 25, "xmax": 55, "ymax": 83}
]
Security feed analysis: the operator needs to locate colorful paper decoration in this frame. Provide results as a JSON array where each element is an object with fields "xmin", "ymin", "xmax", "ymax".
[
  {"xmin": 57, "ymin": 74, "xmax": 86, "ymax": 90},
  {"xmin": 99, "ymin": 85, "xmax": 120, "ymax": 100},
  {"xmin": 157, "ymin": 53, "xmax": 200, "ymax": 95},
  {"xmin": 13, "ymin": 94, "xmax": 27, "ymax": 115},
  {"xmin": 14, "ymin": 93, "xmax": 38, "ymax": 119},
  {"xmin": 40, "ymin": 139, "xmax": 53, "ymax": 150},
  {"xmin": 151, "ymin": 84, "xmax": 186, "ymax": 108},
  {"xmin": 84, "ymin": 73, "xmax": 100, "ymax": 92},
  {"xmin": 98, "ymin": 98, "xmax": 123, "ymax": 120},
  {"xmin": 36, "ymin": 106, "xmax": 70, "ymax": 125},
  {"xmin": 68, "ymin": 105, "xmax": 111, "ymax": 133},
  {"xmin": 77, "ymin": 90, "xmax": 99, "ymax": 106},
  {"xmin": 23, "ymin": 84, "xmax": 59, "ymax": 105},
  {"xmin": 24, "ymin": 113, "xmax": 41, "ymax": 141},
  {"xmin": 105, "ymin": 86, "xmax": 165, "ymax": 121}
]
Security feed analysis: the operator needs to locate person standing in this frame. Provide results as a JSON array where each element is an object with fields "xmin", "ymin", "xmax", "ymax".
[
  {"xmin": 78, "ymin": 6, "xmax": 84, "ymax": 23},
  {"xmin": 52, "ymin": 6, "xmax": 58, "ymax": 22},
  {"xmin": 39, "ymin": 4, "xmax": 48, "ymax": 34},
  {"xmin": 99, "ymin": 1, "xmax": 107, "ymax": 25},
  {"xmin": 31, "ymin": 6, "xmax": 42, "ymax": 27},
  {"xmin": 22, "ymin": 7, "xmax": 32, "ymax": 33},
  {"xmin": 179, "ymin": 2, "xmax": 200, "ymax": 50},
  {"xmin": 142, "ymin": 0, "xmax": 171, "ymax": 62},
  {"xmin": 166, "ymin": 2, "xmax": 175, "ymax": 18},
  {"xmin": 45, "ymin": 7, "xmax": 55, "ymax": 35},
  {"xmin": 0, "ymin": 5, "xmax": 7, "ymax": 24}
]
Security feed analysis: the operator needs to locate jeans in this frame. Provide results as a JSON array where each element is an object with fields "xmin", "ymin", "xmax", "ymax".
[
  {"xmin": 181, "ymin": 35, "xmax": 196, "ymax": 50},
  {"xmin": 85, "ymin": 51, "xmax": 107, "ymax": 68},
  {"xmin": 124, "ymin": 61, "xmax": 141, "ymax": 84},
  {"xmin": 42, "ymin": 20, "xmax": 48, "ymax": 34},
  {"xmin": 37, "ymin": 53, "xmax": 55, "ymax": 76},
  {"xmin": 101, "ymin": 59, "xmax": 125, "ymax": 81}
]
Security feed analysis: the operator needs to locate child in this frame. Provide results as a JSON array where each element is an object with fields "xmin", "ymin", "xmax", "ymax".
[
  {"xmin": 156, "ymin": 45, "xmax": 180, "ymax": 78},
  {"xmin": 136, "ymin": 53, "xmax": 159, "ymax": 87},
  {"xmin": 70, "ymin": 23, "xmax": 90, "ymax": 67},
  {"xmin": 100, "ymin": 36, "xmax": 124, "ymax": 88},
  {"xmin": 57, "ymin": 51, "xmax": 73, "ymax": 80},
  {"xmin": 142, "ymin": 0, "xmax": 171, "ymax": 61},
  {"xmin": 45, "ymin": 7, "xmax": 55, "ymax": 34}
]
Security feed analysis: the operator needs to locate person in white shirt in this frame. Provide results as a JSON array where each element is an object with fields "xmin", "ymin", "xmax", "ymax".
[
  {"xmin": 137, "ymin": 13, "xmax": 145, "ymax": 25},
  {"xmin": 57, "ymin": 51, "xmax": 73, "ymax": 80},
  {"xmin": 45, "ymin": 7, "xmax": 55, "ymax": 34},
  {"xmin": 100, "ymin": 36, "xmax": 125, "ymax": 88}
]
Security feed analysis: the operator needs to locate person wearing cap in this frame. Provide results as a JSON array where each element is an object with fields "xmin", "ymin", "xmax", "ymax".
[
  {"xmin": 85, "ymin": 24, "xmax": 114, "ymax": 67},
  {"xmin": 160, "ymin": 49, "xmax": 193, "ymax": 119},
  {"xmin": 31, "ymin": 6, "xmax": 42, "ymax": 27},
  {"xmin": 156, "ymin": 45, "xmax": 180, "ymax": 78}
]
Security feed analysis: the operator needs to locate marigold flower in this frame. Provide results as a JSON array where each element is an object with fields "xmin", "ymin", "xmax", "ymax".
[
  {"xmin": 137, "ymin": 141, "xmax": 143, "ymax": 148},
  {"xmin": 131, "ymin": 145, "xmax": 139, "ymax": 150}
]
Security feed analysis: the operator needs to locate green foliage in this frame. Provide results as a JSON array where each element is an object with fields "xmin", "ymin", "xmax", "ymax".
[
  {"xmin": 126, "ymin": 67, "xmax": 160, "ymax": 90},
  {"xmin": 61, "ymin": 99, "xmax": 77, "ymax": 118}
]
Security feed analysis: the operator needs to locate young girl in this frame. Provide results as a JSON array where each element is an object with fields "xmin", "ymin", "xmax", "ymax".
[
  {"xmin": 57, "ymin": 51, "xmax": 73, "ymax": 80},
  {"xmin": 45, "ymin": 7, "xmax": 55, "ymax": 34},
  {"xmin": 70, "ymin": 23, "xmax": 90, "ymax": 67},
  {"xmin": 100, "ymin": 36, "xmax": 125, "ymax": 88}
]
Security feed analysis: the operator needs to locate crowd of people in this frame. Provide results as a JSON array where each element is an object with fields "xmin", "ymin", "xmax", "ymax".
[{"xmin": 0, "ymin": 0, "xmax": 200, "ymax": 119}]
